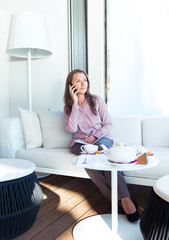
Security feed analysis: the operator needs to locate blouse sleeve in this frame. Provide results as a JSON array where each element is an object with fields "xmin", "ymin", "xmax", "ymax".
[
  {"xmin": 64, "ymin": 105, "xmax": 79, "ymax": 133},
  {"xmin": 94, "ymin": 96, "xmax": 113, "ymax": 139}
]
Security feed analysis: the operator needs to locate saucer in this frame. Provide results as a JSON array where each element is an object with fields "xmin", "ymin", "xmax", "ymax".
[
  {"xmin": 108, "ymin": 159, "xmax": 138, "ymax": 167},
  {"xmin": 81, "ymin": 150, "xmax": 104, "ymax": 155}
]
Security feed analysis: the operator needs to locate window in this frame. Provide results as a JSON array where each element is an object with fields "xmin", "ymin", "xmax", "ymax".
[{"xmin": 68, "ymin": 0, "xmax": 88, "ymax": 72}]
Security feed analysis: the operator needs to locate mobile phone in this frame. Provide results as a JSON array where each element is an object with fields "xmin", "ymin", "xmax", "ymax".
[{"xmin": 70, "ymin": 83, "xmax": 77, "ymax": 93}]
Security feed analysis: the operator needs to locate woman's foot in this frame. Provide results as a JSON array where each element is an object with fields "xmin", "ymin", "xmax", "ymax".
[{"xmin": 121, "ymin": 197, "xmax": 140, "ymax": 222}]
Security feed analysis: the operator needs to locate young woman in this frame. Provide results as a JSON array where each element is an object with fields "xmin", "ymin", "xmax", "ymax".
[{"xmin": 64, "ymin": 69, "xmax": 140, "ymax": 222}]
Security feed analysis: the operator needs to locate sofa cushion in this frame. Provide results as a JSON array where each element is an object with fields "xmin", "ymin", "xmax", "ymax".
[
  {"xmin": 16, "ymin": 148, "xmax": 88, "ymax": 177},
  {"xmin": 18, "ymin": 108, "xmax": 42, "ymax": 149},
  {"xmin": 38, "ymin": 110, "xmax": 73, "ymax": 148},
  {"xmin": 111, "ymin": 116, "xmax": 142, "ymax": 146},
  {"xmin": 123, "ymin": 146, "xmax": 169, "ymax": 180},
  {"xmin": 142, "ymin": 117, "xmax": 169, "ymax": 147}
]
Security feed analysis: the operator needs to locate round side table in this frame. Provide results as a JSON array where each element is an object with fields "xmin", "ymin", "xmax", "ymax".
[
  {"xmin": 72, "ymin": 154, "xmax": 159, "ymax": 240},
  {"xmin": 140, "ymin": 175, "xmax": 169, "ymax": 240},
  {"xmin": 0, "ymin": 159, "xmax": 43, "ymax": 240}
]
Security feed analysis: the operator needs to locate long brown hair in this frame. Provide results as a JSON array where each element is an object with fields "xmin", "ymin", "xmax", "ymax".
[{"xmin": 64, "ymin": 69, "xmax": 97, "ymax": 115}]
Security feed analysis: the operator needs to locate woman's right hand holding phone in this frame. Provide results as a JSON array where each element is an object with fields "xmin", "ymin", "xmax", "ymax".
[{"xmin": 69, "ymin": 84, "xmax": 79, "ymax": 105}]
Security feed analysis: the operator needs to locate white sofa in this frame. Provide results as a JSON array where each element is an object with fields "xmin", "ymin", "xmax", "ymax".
[{"xmin": 0, "ymin": 109, "xmax": 169, "ymax": 187}]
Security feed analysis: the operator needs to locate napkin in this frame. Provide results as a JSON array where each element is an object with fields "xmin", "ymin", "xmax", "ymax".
[
  {"xmin": 136, "ymin": 153, "xmax": 148, "ymax": 165},
  {"xmin": 72, "ymin": 154, "xmax": 109, "ymax": 168}
]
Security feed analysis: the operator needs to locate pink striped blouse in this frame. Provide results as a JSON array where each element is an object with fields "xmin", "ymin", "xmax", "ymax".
[{"xmin": 64, "ymin": 95, "xmax": 113, "ymax": 147}]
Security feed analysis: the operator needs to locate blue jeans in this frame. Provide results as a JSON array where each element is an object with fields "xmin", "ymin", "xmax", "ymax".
[{"xmin": 94, "ymin": 137, "xmax": 114, "ymax": 150}]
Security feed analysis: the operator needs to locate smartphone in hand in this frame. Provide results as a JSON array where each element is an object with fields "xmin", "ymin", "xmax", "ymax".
[{"xmin": 70, "ymin": 83, "xmax": 77, "ymax": 93}]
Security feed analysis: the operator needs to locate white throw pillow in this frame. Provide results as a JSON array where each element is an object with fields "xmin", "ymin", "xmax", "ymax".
[
  {"xmin": 38, "ymin": 110, "xmax": 73, "ymax": 148},
  {"xmin": 18, "ymin": 107, "xmax": 42, "ymax": 149}
]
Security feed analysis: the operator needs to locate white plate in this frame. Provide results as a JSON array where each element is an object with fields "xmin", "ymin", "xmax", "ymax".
[{"xmin": 108, "ymin": 159, "xmax": 138, "ymax": 167}]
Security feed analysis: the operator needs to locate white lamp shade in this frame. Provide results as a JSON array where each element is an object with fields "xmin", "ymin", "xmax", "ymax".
[{"xmin": 6, "ymin": 11, "xmax": 52, "ymax": 58}]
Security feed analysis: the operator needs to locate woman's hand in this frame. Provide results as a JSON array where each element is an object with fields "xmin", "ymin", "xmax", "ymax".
[
  {"xmin": 69, "ymin": 84, "xmax": 79, "ymax": 105},
  {"xmin": 85, "ymin": 135, "xmax": 98, "ymax": 144}
]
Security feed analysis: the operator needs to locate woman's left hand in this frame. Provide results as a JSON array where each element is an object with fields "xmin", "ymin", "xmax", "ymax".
[{"xmin": 85, "ymin": 135, "xmax": 97, "ymax": 144}]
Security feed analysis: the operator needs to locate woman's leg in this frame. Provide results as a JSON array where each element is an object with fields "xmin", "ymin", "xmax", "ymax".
[
  {"xmin": 87, "ymin": 137, "xmax": 130, "ymax": 199},
  {"xmin": 71, "ymin": 140, "xmax": 139, "ymax": 220},
  {"xmin": 85, "ymin": 169, "xmax": 111, "ymax": 201},
  {"xmin": 85, "ymin": 169, "xmax": 130, "ymax": 201}
]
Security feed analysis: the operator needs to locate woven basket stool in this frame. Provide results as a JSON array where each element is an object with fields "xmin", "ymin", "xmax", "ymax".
[
  {"xmin": 140, "ymin": 175, "xmax": 169, "ymax": 240},
  {"xmin": 0, "ymin": 159, "xmax": 43, "ymax": 240}
]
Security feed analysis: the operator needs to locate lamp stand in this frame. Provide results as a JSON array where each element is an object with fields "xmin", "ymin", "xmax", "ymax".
[{"xmin": 28, "ymin": 50, "xmax": 32, "ymax": 111}]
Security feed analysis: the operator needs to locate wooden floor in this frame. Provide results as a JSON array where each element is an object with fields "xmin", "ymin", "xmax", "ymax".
[{"xmin": 13, "ymin": 174, "xmax": 152, "ymax": 240}]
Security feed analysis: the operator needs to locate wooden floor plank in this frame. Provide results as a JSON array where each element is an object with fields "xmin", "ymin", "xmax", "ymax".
[
  {"xmin": 14, "ymin": 178, "xmax": 98, "ymax": 240},
  {"xmin": 136, "ymin": 186, "xmax": 152, "ymax": 214},
  {"xmin": 40, "ymin": 175, "xmax": 74, "ymax": 195},
  {"xmin": 37, "ymin": 177, "xmax": 89, "ymax": 219},
  {"xmin": 56, "ymin": 195, "xmax": 111, "ymax": 240},
  {"xmin": 31, "ymin": 190, "xmax": 107, "ymax": 240},
  {"xmin": 128, "ymin": 184, "xmax": 152, "ymax": 215},
  {"xmin": 13, "ymin": 175, "xmax": 151, "ymax": 240}
]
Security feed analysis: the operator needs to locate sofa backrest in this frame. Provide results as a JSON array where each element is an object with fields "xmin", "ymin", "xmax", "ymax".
[
  {"xmin": 2, "ymin": 113, "xmax": 169, "ymax": 159},
  {"xmin": 0, "ymin": 118, "xmax": 25, "ymax": 158},
  {"xmin": 142, "ymin": 117, "xmax": 169, "ymax": 147},
  {"xmin": 111, "ymin": 116, "xmax": 142, "ymax": 146}
]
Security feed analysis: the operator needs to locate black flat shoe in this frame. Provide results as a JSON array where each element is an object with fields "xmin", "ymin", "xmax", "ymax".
[{"xmin": 126, "ymin": 201, "xmax": 140, "ymax": 222}]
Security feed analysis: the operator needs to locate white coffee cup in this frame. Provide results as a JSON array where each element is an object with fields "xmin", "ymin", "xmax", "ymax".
[{"xmin": 81, "ymin": 144, "xmax": 98, "ymax": 154}]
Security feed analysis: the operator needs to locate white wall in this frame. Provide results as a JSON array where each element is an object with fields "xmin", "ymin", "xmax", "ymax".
[
  {"xmin": 108, "ymin": 0, "xmax": 169, "ymax": 116},
  {"xmin": 0, "ymin": 0, "xmax": 69, "ymax": 118},
  {"xmin": 0, "ymin": 10, "xmax": 10, "ymax": 118}
]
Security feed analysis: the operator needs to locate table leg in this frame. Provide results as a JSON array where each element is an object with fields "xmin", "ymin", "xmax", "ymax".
[
  {"xmin": 111, "ymin": 170, "xmax": 118, "ymax": 232},
  {"xmin": 73, "ymin": 168, "xmax": 143, "ymax": 240}
]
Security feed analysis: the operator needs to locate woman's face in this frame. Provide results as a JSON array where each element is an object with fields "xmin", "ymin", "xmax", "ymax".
[{"xmin": 71, "ymin": 72, "xmax": 88, "ymax": 94}]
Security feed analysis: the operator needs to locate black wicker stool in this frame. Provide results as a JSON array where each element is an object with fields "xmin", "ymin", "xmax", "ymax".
[
  {"xmin": 0, "ymin": 159, "xmax": 43, "ymax": 240},
  {"xmin": 140, "ymin": 175, "xmax": 169, "ymax": 240}
]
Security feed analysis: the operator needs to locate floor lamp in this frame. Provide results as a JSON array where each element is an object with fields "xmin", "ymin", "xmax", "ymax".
[{"xmin": 6, "ymin": 11, "xmax": 52, "ymax": 111}]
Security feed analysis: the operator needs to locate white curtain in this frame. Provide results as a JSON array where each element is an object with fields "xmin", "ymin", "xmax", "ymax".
[{"xmin": 108, "ymin": 0, "xmax": 169, "ymax": 116}]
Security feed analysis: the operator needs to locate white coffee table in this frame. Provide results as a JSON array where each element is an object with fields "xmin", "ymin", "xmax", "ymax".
[{"xmin": 72, "ymin": 154, "xmax": 159, "ymax": 240}]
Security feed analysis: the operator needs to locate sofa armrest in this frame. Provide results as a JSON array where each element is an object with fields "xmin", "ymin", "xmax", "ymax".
[{"xmin": 0, "ymin": 118, "xmax": 26, "ymax": 158}]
